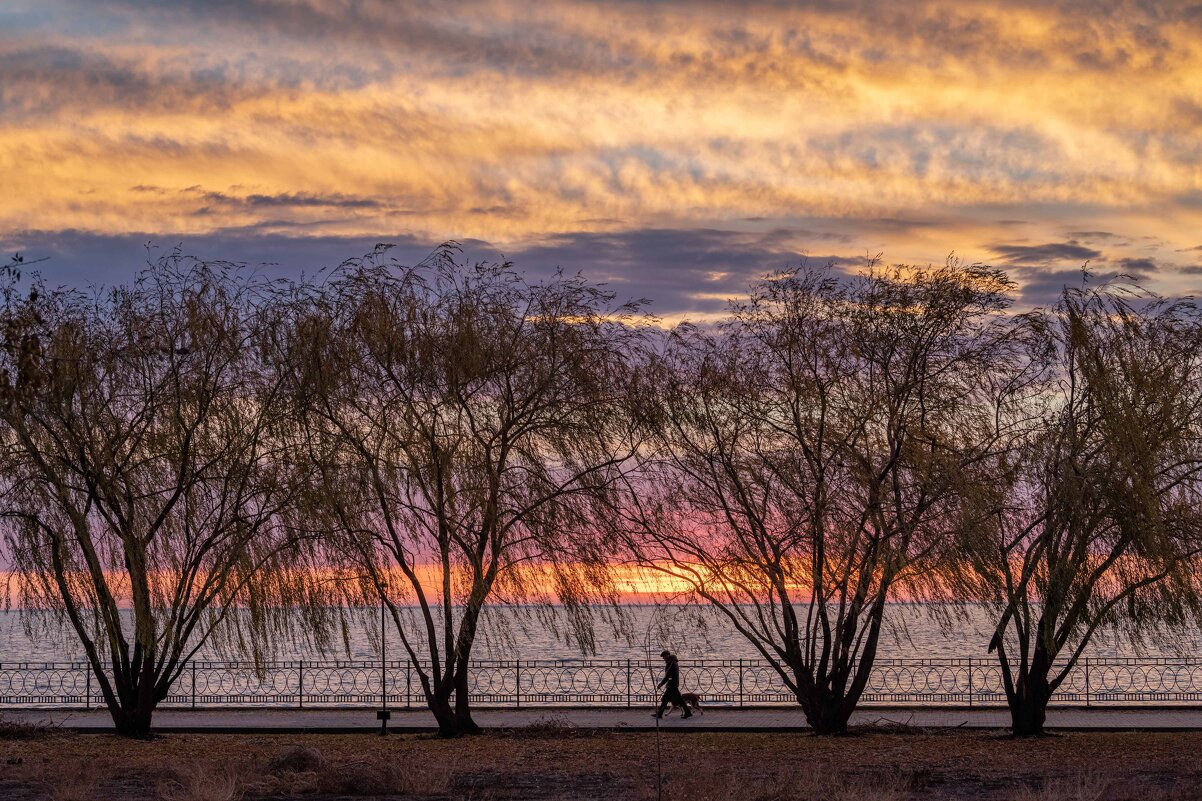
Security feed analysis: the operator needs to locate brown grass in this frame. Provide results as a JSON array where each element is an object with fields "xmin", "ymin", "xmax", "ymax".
[
  {"xmin": 0, "ymin": 714, "xmax": 55, "ymax": 741},
  {"xmin": 0, "ymin": 729, "xmax": 1201, "ymax": 800},
  {"xmin": 656, "ymin": 764, "xmax": 911, "ymax": 801},
  {"xmin": 37, "ymin": 760, "xmax": 102, "ymax": 801},
  {"xmin": 158, "ymin": 763, "xmax": 248, "ymax": 801}
]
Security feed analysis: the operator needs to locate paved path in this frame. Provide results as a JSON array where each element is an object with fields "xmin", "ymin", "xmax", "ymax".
[{"xmin": 11, "ymin": 706, "xmax": 1202, "ymax": 733}]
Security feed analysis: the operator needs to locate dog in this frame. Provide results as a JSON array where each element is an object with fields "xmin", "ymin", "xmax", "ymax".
[{"xmin": 669, "ymin": 692, "xmax": 704, "ymax": 715}]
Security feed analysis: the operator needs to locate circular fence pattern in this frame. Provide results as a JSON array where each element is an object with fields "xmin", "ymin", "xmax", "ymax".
[{"xmin": 3, "ymin": 658, "xmax": 1202, "ymax": 708}]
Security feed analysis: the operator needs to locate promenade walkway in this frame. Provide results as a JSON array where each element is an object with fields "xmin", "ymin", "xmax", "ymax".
[{"xmin": 11, "ymin": 706, "xmax": 1202, "ymax": 733}]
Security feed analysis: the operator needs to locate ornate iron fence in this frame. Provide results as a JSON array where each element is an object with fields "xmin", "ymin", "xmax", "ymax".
[{"xmin": 3, "ymin": 657, "xmax": 1202, "ymax": 708}]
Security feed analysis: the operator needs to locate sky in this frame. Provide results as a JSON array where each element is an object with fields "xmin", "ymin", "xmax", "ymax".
[{"xmin": 3, "ymin": 0, "xmax": 1202, "ymax": 321}]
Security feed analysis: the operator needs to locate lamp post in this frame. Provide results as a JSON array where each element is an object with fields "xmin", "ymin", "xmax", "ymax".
[{"xmin": 376, "ymin": 580, "xmax": 391, "ymax": 736}]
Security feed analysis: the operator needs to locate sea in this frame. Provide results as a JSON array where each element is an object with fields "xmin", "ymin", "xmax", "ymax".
[{"xmin": 3, "ymin": 604, "xmax": 1201, "ymax": 664}]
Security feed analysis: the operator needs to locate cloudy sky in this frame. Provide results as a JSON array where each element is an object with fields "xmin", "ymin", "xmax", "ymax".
[{"xmin": 3, "ymin": 0, "xmax": 1202, "ymax": 319}]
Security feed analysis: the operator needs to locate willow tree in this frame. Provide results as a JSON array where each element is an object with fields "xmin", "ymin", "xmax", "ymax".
[
  {"xmin": 0, "ymin": 256, "xmax": 331, "ymax": 737},
  {"xmin": 622, "ymin": 262, "xmax": 1014, "ymax": 734},
  {"xmin": 283, "ymin": 245, "xmax": 644, "ymax": 737},
  {"xmin": 960, "ymin": 281, "xmax": 1202, "ymax": 736}
]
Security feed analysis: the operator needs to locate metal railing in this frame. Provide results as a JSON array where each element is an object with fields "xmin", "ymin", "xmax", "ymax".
[{"xmin": 3, "ymin": 657, "xmax": 1202, "ymax": 708}]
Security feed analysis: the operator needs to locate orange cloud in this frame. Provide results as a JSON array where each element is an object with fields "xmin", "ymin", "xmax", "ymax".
[{"xmin": 2, "ymin": 0, "xmax": 1202, "ymax": 304}]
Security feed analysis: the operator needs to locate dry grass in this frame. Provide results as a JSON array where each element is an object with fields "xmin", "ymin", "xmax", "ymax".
[
  {"xmin": 1009, "ymin": 776, "xmax": 1111, "ymax": 801},
  {"xmin": 0, "ymin": 714, "xmax": 55, "ymax": 741},
  {"xmin": 36, "ymin": 760, "xmax": 101, "ymax": 801},
  {"xmin": 0, "ymin": 730, "xmax": 1201, "ymax": 799},
  {"xmin": 264, "ymin": 744, "xmax": 324, "ymax": 774},
  {"xmin": 499, "ymin": 713, "xmax": 600, "ymax": 739},
  {"xmin": 243, "ymin": 742, "xmax": 454, "ymax": 798},
  {"xmin": 1005, "ymin": 775, "xmax": 1202, "ymax": 801},
  {"xmin": 158, "ymin": 763, "xmax": 248, "ymax": 801},
  {"xmin": 657, "ymin": 765, "xmax": 910, "ymax": 801}
]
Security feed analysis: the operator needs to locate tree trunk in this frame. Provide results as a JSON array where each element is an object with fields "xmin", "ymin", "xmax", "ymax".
[
  {"xmin": 1008, "ymin": 691, "xmax": 1049, "ymax": 737},
  {"xmin": 796, "ymin": 684, "xmax": 855, "ymax": 735},
  {"xmin": 1006, "ymin": 649, "xmax": 1054, "ymax": 737},
  {"xmin": 428, "ymin": 697, "xmax": 458, "ymax": 738},
  {"xmin": 427, "ymin": 668, "xmax": 481, "ymax": 738},
  {"xmin": 452, "ymin": 665, "xmax": 480, "ymax": 735},
  {"xmin": 101, "ymin": 660, "xmax": 161, "ymax": 738},
  {"xmin": 109, "ymin": 701, "xmax": 155, "ymax": 738}
]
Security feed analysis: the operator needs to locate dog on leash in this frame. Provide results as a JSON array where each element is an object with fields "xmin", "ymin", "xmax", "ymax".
[{"xmin": 669, "ymin": 692, "xmax": 704, "ymax": 715}]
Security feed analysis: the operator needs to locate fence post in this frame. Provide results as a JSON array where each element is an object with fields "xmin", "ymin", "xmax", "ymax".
[
  {"xmin": 406, "ymin": 663, "xmax": 412, "ymax": 709},
  {"xmin": 191, "ymin": 663, "xmax": 197, "ymax": 709},
  {"xmin": 1085, "ymin": 661, "xmax": 1091, "ymax": 707},
  {"xmin": 739, "ymin": 659, "xmax": 745, "ymax": 707},
  {"xmin": 967, "ymin": 659, "xmax": 974, "ymax": 708},
  {"xmin": 85, "ymin": 667, "xmax": 91, "ymax": 711},
  {"xmin": 515, "ymin": 661, "xmax": 521, "ymax": 708},
  {"xmin": 298, "ymin": 661, "xmax": 304, "ymax": 709},
  {"xmin": 627, "ymin": 659, "xmax": 632, "ymax": 708}
]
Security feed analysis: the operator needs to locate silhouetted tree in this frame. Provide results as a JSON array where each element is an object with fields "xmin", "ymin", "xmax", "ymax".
[
  {"xmin": 281, "ymin": 245, "xmax": 645, "ymax": 737},
  {"xmin": 622, "ymin": 262, "xmax": 1014, "ymax": 733},
  {"xmin": 0, "ymin": 255, "xmax": 334, "ymax": 737},
  {"xmin": 960, "ymin": 280, "xmax": 1202, "ymax": 736}
]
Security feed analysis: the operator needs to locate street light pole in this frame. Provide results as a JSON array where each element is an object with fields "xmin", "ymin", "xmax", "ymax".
[{"xmin": 377, "ymin": 581, "xmax": 390, "ymax": 736}]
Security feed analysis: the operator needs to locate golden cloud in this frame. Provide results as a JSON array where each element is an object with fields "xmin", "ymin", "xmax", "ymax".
[{"xmin": 2, "ymin": 0, "xmax": 1202, "ymax": 299}]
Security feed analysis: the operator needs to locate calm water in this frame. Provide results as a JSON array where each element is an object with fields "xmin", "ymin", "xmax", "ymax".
[{"xmin": 1, "ymin": 604, "xmax": 1199, "ymax": 663}]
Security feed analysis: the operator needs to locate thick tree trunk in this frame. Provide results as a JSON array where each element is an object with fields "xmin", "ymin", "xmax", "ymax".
[
  {"xmin": 1006, "ymin": 671, "xmax": 1052, "ymax": 737},
  {"xmin": 427, "ymin": 668, "xmax": 481, "ymax": 738},
  {"xmin": 100, "ymin": 658, "xmax": 161, "ymax": 738},
  {"xmin": 452, "ymin": 666, "xmax": 480, "ymax": 735},
  {"xmin": 1005, "ymin": 648, "xmax": 1054, "ymax": 737},
  {"xmin": 108, "ymin": 700, "xmax": 156, "ymax": 738},
  {"xmin": 429, "ymin": 698, "xmax": 458, "ymax": 738},
  {"xmin": 1008, "ymin": 691, "xmax": 1050, "ymax": 737},
  {"xmin": 788, "ymin": 588, "xmax": 889, "ymax": 735},
  {"xmin": 796, "ymin": 684, "xmax": 855, "ymax": 735}
]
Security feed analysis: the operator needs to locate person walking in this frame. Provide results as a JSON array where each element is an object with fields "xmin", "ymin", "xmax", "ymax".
[{"xmin": 653, "ymin": 650, "xmax": 692, "ymax": 719}]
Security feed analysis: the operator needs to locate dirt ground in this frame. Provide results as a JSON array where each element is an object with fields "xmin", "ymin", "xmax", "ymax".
[{"xmin": 1, "ymin": 720, "xmax": 1201, "ymax": 800}]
